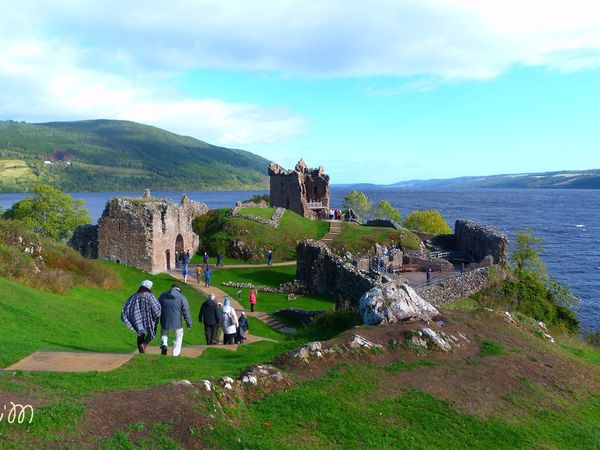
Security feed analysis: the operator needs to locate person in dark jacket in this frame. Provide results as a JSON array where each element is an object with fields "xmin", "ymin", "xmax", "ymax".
[
  {"xmin": 198, "ymin": 293, "xmax": 220, "ymax": 345},
  {"xmin": 236, "ymin": 312, "xmax": 249, "ymax": 343},
  {"xmin": 121, "ymin": 280, "xmax": 161, "ymax": 353},
  {"xmin": 158, "ymin": 284, "xmax": 192, "ymax": 356}
]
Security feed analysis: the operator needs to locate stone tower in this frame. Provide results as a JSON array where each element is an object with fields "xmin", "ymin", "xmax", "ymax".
[
  {"xmin": 268, "ymin": 159, "xmax": 330, "ymax": 219},
  {"xmin": 97, "ymin": 193, "xmax": 208, "ymax": 274}
]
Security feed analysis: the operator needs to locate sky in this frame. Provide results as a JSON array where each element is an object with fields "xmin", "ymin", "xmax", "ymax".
[{"xmin": 1, "ymin": 0, "xmax": 600, "ymax": 184}]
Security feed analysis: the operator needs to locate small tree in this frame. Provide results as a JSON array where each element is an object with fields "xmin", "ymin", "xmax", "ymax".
[
  {"xmin": 343, "ymin": 190, "xmax": 372, "ymax": 222},
  {"xmin": 3, "ymin": 183, "xmax": 90, "ymax": 241},
  {"xmin": 404, "ymin": 209, "xmax": 452, "ymax": 234},
  {"xmin": 374, "ymin": 199, "xmax": 402, "ymax": 223},
  {"xmin": 511, "ymin": 228, "xmax": 545, "ymax": 274}
]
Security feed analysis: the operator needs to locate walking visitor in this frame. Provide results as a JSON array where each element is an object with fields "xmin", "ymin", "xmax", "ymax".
[
  {"xmin": 198, "ymin": 293, "xmax": 220, "ymax": 345},
  {"xmin": 221, "ymin": 297, "xmax": 238, "ymax": 345},
  {"xmin": 216, "ymin": 252, "xmax": 223, "ymax": 267},
  {"xmin": 267, "ymin": 250, "xmax": 273, "ymax": 266},
  {"xmin": 249, "ymin": 289, "xmax": 257, "ymax": 312},
  {"xmin": 182, "ymin": 264, "xmax": 189, "ymax": 284},
  {"xmin": 195, "ymin": 264, "xmax": 202, "ymax": 283},
  {"xmin": 203, "ymin": 251, "xmax": 209, "ymax": 264},
  {"xmin": 426, "ymin": 268, "xmax": 432, "ymax": 285},
  {"xmin": 236, "ymin": 312, "xmax": 249, "ymax": 344},
  {"xmin": 174, "ymin": 251, "xmax": 180, "ymax": 268},
  {"xmin": 204, "ymin": 265, "xmax": 212, "ymax": 287},
  {"xmin": 121, "ymin": 280, "xmax": 162, "ymax": 354},
  {"xmin": 158, "ymin": 284, "xmax": 192, "ymax": 356}
]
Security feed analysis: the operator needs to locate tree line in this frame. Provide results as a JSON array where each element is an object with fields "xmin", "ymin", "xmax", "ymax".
[{"xmin": 342, "ymin": 189, "xmax": 452, "ymax": 234}]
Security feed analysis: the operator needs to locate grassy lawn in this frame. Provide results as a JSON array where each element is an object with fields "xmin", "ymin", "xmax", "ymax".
[
  {"xmin": 237, "ymin": 206, "xmax": 276, "ymax": 219},
  {"xmin": 329, "ymin": 222, "xmax": 421, "ymax": 256},
  {"xmin": 206, "ymin": 363, "xmax": 600, "ymax": 449},
  {"xmin": 211, "ymin": 265, "xmax": 335, "ymax": 313},
  {"xmin": 193, "ymin": 208, "xmax": 329, "ymax": 262}
]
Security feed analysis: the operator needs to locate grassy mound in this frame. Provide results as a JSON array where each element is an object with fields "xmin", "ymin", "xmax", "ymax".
[
  {"xmin": 0, "ymin": 219, "xmax": 120, "ymax": 293},
  {"xmin": 236, "ymin": 207, "xmax": 276, "ymax": 219},
  {"xmin": 193, "ymin": 208, "xmax": 329, "ymax": 262},
  {"xmin": 329, "ymin": 222, "xmax": 421, "ymax": 256}
]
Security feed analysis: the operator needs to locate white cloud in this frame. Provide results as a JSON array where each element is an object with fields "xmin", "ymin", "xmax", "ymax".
[
  {"xmin": 1, "ymin": 0, "xmax": 600, "ymax": 142},
  {"xmin": 5, "ymin": 0, "xmax": 600, "ymax": 79},
  {"xmin": 0, "ymin": 35, "xmax": 306, "ymax": 145}
]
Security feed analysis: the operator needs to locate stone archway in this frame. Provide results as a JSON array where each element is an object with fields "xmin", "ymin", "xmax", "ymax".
[{"xmin": 175, "ymin": 234, "xmax": 184, "ymax": 255}]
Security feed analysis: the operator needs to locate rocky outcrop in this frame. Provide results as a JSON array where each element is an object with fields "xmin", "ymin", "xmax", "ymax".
[
  {"xmin": 359, "ymin": 283, "xmax": 439, "ymax": 325},
  {"xmin": 454, "ymin": 219, "xmax": 509, "ymax": 264},
  {"xmin": 365, "ymin": 219, "xmax": 401, "ymax": 229},
  {"xmin": 69, "ymin": 224, "xmax": 98, "ymax": 259},
  {"xmin": 296, "ymin": 240, "xmax": 378, "ymax": 310}
]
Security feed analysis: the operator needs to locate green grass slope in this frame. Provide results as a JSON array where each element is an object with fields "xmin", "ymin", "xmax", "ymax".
[
  {"xmin": 329, "ymin": 222, "xmax": 421, "ymax": 256},
  {"xmin": 0, "ymin": 119, "xmax": 270, "ymax": 192},
  {"xmin": 193, "ymin": 208, "xmax": 330, "ymax": 262}
]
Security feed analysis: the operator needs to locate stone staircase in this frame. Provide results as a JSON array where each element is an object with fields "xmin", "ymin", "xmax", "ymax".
[
  {"xmin": 250, "ymin": 312, "xmax": 297, "ymax": 334},
  {"xmin": 320, "ymin": 220, "xmax": 342, "ymax": 245}
]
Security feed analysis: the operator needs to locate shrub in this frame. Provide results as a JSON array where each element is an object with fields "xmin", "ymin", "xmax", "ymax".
[{"xmin": 404, "ymin": 210, "xmax": 452, "ymax": 234}]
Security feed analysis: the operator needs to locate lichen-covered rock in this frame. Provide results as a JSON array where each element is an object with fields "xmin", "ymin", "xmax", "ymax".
[
  {"xmin": 359, "ymin": 283, "xmax": 439, "ymax": 325},
  {"xmin": 348, "ymin": 334, "xmax": 383, "ymax": 351},
  {"xmin": 239, "ymin": 365, "xmax": 290, "ymax": 389},
  {"xmin": 418, "ymin": 328, "xmax": 453, "ymax": 352}
]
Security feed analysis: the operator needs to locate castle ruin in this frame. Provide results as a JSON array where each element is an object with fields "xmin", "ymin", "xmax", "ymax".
[
  {"xmin": 96, "ymin": 193, "xmax": 208, "ymax": 274},
  {"xmin": 268, "ymin": 159, "xmax": 330, "ymax": 219}
]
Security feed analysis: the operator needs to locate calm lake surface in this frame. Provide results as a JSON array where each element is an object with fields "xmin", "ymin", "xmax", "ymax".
[{"xmin": 2, "ymin": 187, "xmax": 599, "ymax": 330}]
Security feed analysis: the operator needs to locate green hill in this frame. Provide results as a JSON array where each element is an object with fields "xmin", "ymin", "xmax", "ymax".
[{"xmin": 0, "ymin": 119, "xmax": 270, "ymax": 192}]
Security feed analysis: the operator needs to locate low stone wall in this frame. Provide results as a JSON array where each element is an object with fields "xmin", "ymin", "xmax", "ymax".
[
  {"xmin": 365, "ymin": 219, "xmax": 400, "ymax": 229},
  {"xmin": 296, "ymin": 240, "xmax": 378, "ymax": 310},
  {"xmin": 230, "ymin": 205, "xmax": 286, "ymax": 228},
  {"xmin": 221, "ymin": 279, "xmax": 306, "ymax": 294},
  {"xmin": 418, "ymin": 267, "xmax": 506, "ymax": 306},
  {"xmin": 455, "ymin": 219, "xmax": 509, "ymax": 264}
]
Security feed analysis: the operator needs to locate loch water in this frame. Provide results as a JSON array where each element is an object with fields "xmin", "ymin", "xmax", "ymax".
[{"xmin": 1, "ymin": 188, "xmax": 599, "ymax": 330}]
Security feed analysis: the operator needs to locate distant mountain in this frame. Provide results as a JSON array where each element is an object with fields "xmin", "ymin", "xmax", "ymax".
[
  {"xmin": 390, "ymin": 169, "xmax": 600, "ymax": 189},
  {"xmin": 0, "ymin": 119, "xmax": 270, "ymax": 192}
]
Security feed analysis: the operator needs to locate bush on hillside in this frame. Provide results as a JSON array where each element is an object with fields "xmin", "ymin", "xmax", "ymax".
[
  {"xmin": 0, "ymin": 219, "xmax": 121, "ymax": 294},
  {"xmin": 374, "ymin": 199, "xmax": 402, "ymax": 223},
  {"xmin": 244, "ymin": 193, "xmax": 270, "ymax": 204},
  {"xmin": 343, "ymin": 190, "xmax": 372, "ymax": 222},
  {"xmin": 472, "ymin": 230, "xmax": 579, "ymax": 332},
  {"xmin": 404, "ymin": 209, "xmax": 452, "ymax": 234}
]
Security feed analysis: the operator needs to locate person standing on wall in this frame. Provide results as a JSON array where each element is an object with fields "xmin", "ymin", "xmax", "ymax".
[
  {"xmin": 198, "ymin": 293, "xmax": 220, "ymax": 345},
  {"xmin": 158, "ymin": 284, "xmax": 192, "ymax": 356},
  {"xmin": 249, "ymin": 289, "xmax": 257, "ymax": 312},
  {"xmin": 121, "ymin": 280, "xmax": 161, "ymax": 353}
]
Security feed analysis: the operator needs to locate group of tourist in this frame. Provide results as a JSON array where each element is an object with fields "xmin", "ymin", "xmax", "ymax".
[
  {"xmin": 328, "ymin": 209, "xmax": 343, "ymax": 220},
  {"xmin": 120, "ymin": 280, "xmax": 251, "ymax": 356}
]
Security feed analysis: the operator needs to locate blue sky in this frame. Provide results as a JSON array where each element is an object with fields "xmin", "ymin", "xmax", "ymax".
[{"xmin": 1, "ymin": 0, "xmax": 600, "ymax": 183}]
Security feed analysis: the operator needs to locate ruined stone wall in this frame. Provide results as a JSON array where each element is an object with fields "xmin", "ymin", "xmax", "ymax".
[
  {"xmin": 69, "ymin": 224, "xmax": 98, "ymax": 259},
  {"xmin": 98, "ymin": 196, "xmax": 208, "ymax": 274},
  {"xmin": 269, "ymin": 159, "xmax": 330, "ymax": 219},
  {"xmin": 296, "ymin": 240, "xmax": 377, "ymax": 310},
  {"xmin": 454, "ymin": 219, "xmax": 509, "ymax": 264},
  {"xmin": 419, "ymin": 267, "xmax": 508, "ymax": 306}
]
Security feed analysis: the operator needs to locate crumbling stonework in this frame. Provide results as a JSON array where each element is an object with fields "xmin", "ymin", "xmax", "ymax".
[
  {"xmin": 97, "ymin": 193, "xmax": 208, "ymax": 274},
  {"xmin": 69, "ymin": 224, "xmax": 98, "ymax": 259},
  {"xmin": 454, "ymin": 219, "xmax": 509, "ymax": 264},
  {"xmin": 296, "ymin": 240, "xmax": 378, "ymax": 310},
  {"xmin": 269, "ymin": 159, "xmax": 330, "ymax": 219},
  {"xmin": 418, "ymin": 267, "xmax": 508, "ymax": 306}
]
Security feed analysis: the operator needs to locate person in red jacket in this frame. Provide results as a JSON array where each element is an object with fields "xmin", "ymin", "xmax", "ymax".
[{"xmin": 249, "ymin": 289, "xmax": 257, "ymax": 312}]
